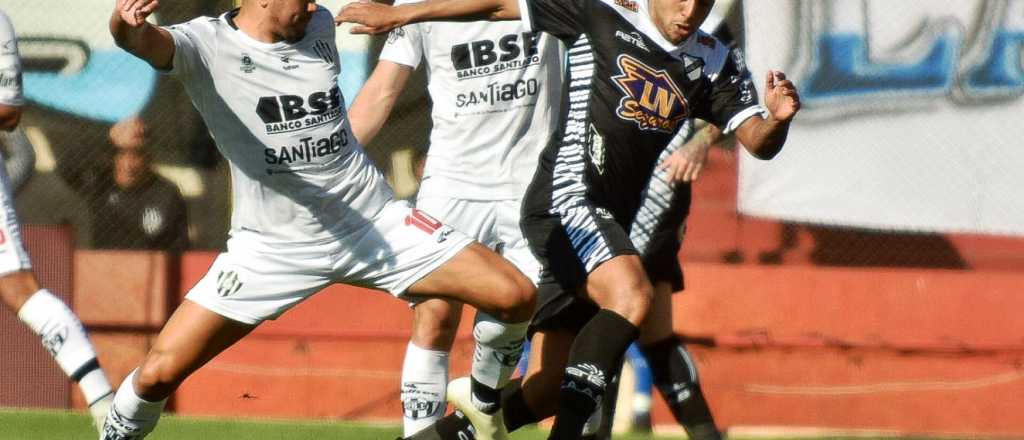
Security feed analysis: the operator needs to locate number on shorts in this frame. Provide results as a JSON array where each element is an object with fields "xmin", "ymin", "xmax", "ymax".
[{"xmin": 405, "ymin": 208, "xmax": 443, "ymax": 235}]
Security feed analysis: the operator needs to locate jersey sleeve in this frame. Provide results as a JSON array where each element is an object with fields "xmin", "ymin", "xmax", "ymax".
[
  {"xmin": 0, "ymin": 11, "xmax": 23, "ymax": 106},
  {"xmin": 517, "ymin": 0, "xmax": 588, "ymax": 42},
  {"xmin": 378, "ymin": 23, "xmax": 424, "ymax": 69},
  {"xmin": 701, "ymin": 46, "xmax": 766, "ymax": 134},
  {"xmin": 163, "ymin": 17, "xmax": 218, "ymax": 79}
]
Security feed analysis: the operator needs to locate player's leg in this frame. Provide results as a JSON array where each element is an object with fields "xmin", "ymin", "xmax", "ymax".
[
  {"xmin": 547, "ymin": 254, "xmax": 651, "ymax": 440},
  {"xmin": 0, "ymin": 176, "xmax": 115, "ymax": 431},
  {"xmin": 402, "ymin": 298, "xmax": 462, "ymax": 435},
  {"xmin": 638, "ymin": 281, "xmax": 721, "ymax": 440},
  {"xmin": 406, "ymin": 241, "xmax": 534, "ymax": 440},
  {"xmin": 2, "ymin": 270, "xmax": 115, "ymax": 429},
  {"xmin": 102, "ymin": 300, "xmax": 255, "ymax": 439},
  {"xmin": 103, "ymin": 237, "xmax": 330, "ymax": 439}
]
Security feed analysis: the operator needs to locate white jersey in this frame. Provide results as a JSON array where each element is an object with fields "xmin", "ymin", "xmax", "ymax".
[
  {"xmin": 165, "ymin": 7, "xmax": 393, "ymax": 245},
  {"xmin": 0, "ymin": 9, "xmax": 23, "ymax": 106},
  {"xmin": 379, "ymin": 1, "xmax": 563, "ymax": 200}
]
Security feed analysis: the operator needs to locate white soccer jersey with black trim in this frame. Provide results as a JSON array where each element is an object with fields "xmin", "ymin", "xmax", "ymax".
[
  {"xmin": 379, "ymin": 0, "xmax": 564, "ymax": 200},
  {"xmin": 0, "ymin": 9, "xmax": 23, "ymax": 107},
  {"xmin": 164, "ymin": 7, "xmax": 394, "ymax": 245}
]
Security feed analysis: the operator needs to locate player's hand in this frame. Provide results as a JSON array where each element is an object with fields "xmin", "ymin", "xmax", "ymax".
[
  {"xmin": 659, "ymin": 134, "xmax": 711, "ymax": 184},
  {"xmin": 764, "ymin": 70, "xmax": 800, "ymax": 122},
  {"xmin": 335, "ymin": 1, "xmax": 407, "ymax": 35},
  {"xmin": 116, "ymin": 0, "xmax": 160, "ymax": 27}
]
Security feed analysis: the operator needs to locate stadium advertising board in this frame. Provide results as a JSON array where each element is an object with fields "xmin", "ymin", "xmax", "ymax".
[{"xmin": 739, "ymin": 0, "xmax": 1024, "ymax": 236}]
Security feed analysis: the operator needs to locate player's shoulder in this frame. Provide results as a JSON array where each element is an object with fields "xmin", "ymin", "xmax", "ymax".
[
  {"xmin": 304, "ymin": 5, "xmax": 338, "ymax": 37},
  {"xmin": 167, "ymin": 14, "xmax": 227, "ymax": 38}
]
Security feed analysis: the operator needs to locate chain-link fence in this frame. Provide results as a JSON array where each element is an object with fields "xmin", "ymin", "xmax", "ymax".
[{"xmin": 4, "ymin": 0, "xmax": 1023, "ymax": 271}]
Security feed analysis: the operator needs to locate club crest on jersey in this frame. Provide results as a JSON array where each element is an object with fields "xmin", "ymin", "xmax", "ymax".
[
  {"xmin": 240, "ymin": 53, "xmax": 256, "ymax": 74},
  {"xmin": 612, "ymin": 55, "xmax": 688, "ymax": 133}
]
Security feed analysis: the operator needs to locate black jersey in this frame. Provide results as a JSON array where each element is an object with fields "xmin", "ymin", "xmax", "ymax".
[{"xmin": 520, "ymin": 0, "xmax": 763, "ymax": 223}]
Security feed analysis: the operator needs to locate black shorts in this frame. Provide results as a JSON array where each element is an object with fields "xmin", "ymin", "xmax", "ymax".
[{"xmin": 521, "ymin": 204, "xmax": 638, "ymax": 334}]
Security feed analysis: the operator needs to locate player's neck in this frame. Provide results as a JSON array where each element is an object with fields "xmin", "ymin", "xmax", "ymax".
[{"xmin": 234, "ymin": 9, "xmax": 285, "ymax": 44}]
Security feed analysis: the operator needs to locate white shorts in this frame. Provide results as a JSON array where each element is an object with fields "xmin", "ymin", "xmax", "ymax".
[
  {"xmin": 416, "ymin": 195, "xmax": 541, "ymax": 285},
  {"xmin": 0, "ymin": 166, "xmax": 32, "ymax": 276},
  {"xmin": 185, "ymin": 199, "xmax": 473, "ymax": 325}
]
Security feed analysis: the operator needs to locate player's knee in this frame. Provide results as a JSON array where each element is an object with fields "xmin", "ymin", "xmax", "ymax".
[
  {"xmin": 605, "ymin": 280, "xmax": 652, "ymax": 327},
  {"xmin": 134, "ymin": 350, "xmax": 187, "ymax": 400},
  {"xmin": 491, "ymin": 273, "xmax": 536, "ymax": 323}
]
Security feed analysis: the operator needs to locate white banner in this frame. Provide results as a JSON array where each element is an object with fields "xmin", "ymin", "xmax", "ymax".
[{"xmin": 738, "ymin": 0, "xmax": 1024, "ymax": 236}]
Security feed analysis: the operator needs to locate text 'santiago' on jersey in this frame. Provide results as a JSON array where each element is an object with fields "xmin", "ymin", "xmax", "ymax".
[{"xmin": 451, "ymin": 32, "xmax": 543, "ymax": 80}]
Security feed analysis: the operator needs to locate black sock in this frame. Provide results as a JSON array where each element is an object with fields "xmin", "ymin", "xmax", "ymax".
[
  {"xmin": 549, "ymin": 310, "xmax": 638, "ymax": 440},
  {"xmin": 405, "ymin": 412, "xmax": 474, "ymax": 440},
  {"xmin": 641, "ymin": 336, "xmax": 721, "ymax": 440},
  {"xmin": 470, "ymin": 376, "xmax": 501, "ymax": 414},
  {"xmin": 502, "ymin": 386, "xmax": 541, "ymax": 432}
]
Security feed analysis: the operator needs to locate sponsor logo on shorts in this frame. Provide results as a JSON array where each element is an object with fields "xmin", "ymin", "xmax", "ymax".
[
  {"xmin": 614, "ymin": 0, "xmax": 639, "ymax": 12},
  {"xmin": 216, "ymin": 270, "xmax": 243, "ymax": 297},
  {"xmin": 451, "ymin": 32, "xmax": 542, "ymax": 80},
  {"xmin": 612, "ymin": 55, "xmax": 688, "ymax": 133}
]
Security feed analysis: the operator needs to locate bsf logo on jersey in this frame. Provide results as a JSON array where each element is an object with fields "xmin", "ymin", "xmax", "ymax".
[
  {"xmin": 612, "ymin": 55, "xmax": 688, "ymax": 133},
  {"xmin": 256, "ymin": 85, "xmax": 343, "ymax": 135},
  {"xmin": 451, "ymin": 32, "xmax": 542, "ymax": 80}
]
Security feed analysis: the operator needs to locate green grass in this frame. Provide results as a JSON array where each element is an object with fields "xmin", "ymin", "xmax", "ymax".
[{"xmin": 0, "ymin": 409, "xmax": 960, "ymax": 440}]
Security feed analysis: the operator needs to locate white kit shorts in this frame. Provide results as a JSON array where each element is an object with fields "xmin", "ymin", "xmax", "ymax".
[{"xmin": 186, "ymin": 199, "xmax": 473, "ymax": 325}]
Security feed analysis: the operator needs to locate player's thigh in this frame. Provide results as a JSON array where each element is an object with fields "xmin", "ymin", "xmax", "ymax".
[
  {"xmin": 495, "ymin": 198, "xmax": 542, "ymax": 285},
  {"xmin": 410, "ymin": 298, "xmax": 464, "ymax": 351},
  {"xmin": 335, "ymin": 200, "xmax": 531, "ymax": 321},
  {"xmin": 407, "ymin": 242, "xmax": 534, "ymax": 322},
  {"xmin": 638, "ymin": 281, "xmax": 675, "ymax": 345}
]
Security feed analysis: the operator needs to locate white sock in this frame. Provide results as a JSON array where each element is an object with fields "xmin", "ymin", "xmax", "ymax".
[
  {"xmin": 105, "ymin": 369, "xmax": 167, "ymax": 437},
  {"xmin": 17, "ymin": 289, "xmax": 112, "ymax": 403},
  {"xmin": 401, "ymin": 342, "xmax": 449, "ymax": 436},
  {"xmin": 469, "ymin": 314, "xmax": 528, "ymax": 412}
]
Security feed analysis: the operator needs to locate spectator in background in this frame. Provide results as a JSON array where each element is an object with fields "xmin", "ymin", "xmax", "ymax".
[{"xmin": 58, "ymin": 116, "xmax": 189, "ymax": 251}]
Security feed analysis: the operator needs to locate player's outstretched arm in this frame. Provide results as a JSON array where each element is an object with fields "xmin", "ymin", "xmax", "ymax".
[
  {"xmin": 110, "ymin": 0, "xmax": 174, "ymax": 70},
  {"xmin": 348, "ymin": 60, "xmax": 414, "ymax": 146},
  {"xmin": 734, "ymin": 70, "xmax": 801, "ymax": 160},
  {"xmin": 335, "ymin": 0, "xmax": 520, "ymax": 35}
]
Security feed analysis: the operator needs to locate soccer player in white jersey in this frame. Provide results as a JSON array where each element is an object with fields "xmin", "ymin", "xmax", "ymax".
[
  {"xmin": 347, "ymin": 6, "xmax": 562, "ymax": 438},
  {"xmin": 0, "ymin": 8, "xmax": 115, "ymax": 433},
  {"xmin": 104, "ymin": 0, "xmax": 537, "ymax": 438}
]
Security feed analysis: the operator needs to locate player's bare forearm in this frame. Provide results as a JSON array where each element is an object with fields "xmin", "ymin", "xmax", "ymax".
[
  {"xmin": 109, "ymin": 7, "xmax": 174, "ymax": 70},
  {"xmin": 348, "ymin": 61, "xmax": 413, "ymax": 146},
  {"xmin": 735, "ymin": 116, "xmax": 789, "ymax": 160},
  {"xmin": 337, "ymin": 0, "xmax": 519, "ymax": 34}
]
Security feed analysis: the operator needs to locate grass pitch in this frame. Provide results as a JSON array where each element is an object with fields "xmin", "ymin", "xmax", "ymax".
[{"xmin": 0, "ymin": 408, "xmax": 956, "ymax": 440}]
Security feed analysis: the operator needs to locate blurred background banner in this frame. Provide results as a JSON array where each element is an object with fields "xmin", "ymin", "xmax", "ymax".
[{"xmin": 739, "ymin": 0, "xmax": 1024, "ymax": 236}]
